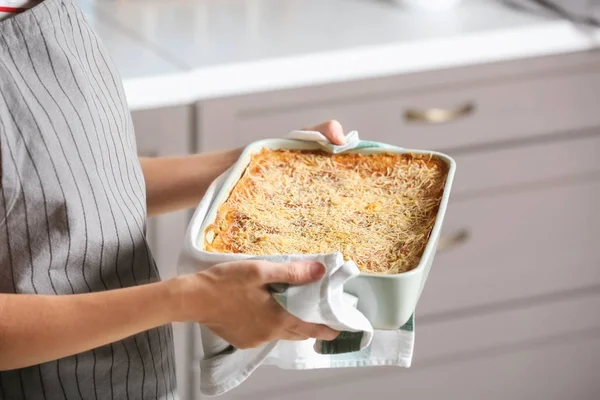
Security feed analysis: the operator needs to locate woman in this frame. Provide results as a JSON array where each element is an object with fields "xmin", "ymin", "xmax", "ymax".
[{"xmin": 0, "ymin": 0, "xmax": 341, "ymax": 398}]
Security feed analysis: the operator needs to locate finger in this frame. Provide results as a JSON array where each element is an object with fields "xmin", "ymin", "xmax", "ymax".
[
  {"xmin": 305, "ymin": 120, "xmax": 346, "ymax": 145},
  {"xmin": 256, "ymin": 261, "xmax": 326, "ymax": 284},
  {"xmin": 279, "ymin": 330, "xmax": 310, "ymax": 341},
  {"xmin": 287, "ymin": 318, "xmax": 340, "ymax": 341}
]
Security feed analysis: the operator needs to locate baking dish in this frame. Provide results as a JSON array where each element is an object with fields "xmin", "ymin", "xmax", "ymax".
[{"xmin": 180, "ymin": 137, "xmax": 456, "ymax": 330}]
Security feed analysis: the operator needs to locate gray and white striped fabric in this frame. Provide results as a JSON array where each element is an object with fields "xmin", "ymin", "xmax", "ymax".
[{"xmin": 0, "ymin": 0, "xmax": 177, "ymax": 398}]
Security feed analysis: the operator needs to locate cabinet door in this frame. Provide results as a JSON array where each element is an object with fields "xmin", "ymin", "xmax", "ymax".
[
  {"xmin": 132, "ymin": 106, "xmax": 192, "ymax": 277},
  {"xmin": 131, "ymin": 105, "xmax": 193, "ymax": 400},
  {"xmin": 193, "ymin": 290, "xmax": 600, "ymax": 399},
  {"xmin": 241, "ymin": 332, "xmax": 600, "ymax": 400},
  {"xmin": 197, "ymin": 53, "xmax": 600, "ymax": 154}
]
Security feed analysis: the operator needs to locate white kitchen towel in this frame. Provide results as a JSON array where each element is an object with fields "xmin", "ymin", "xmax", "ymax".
[
  {"xmin": 287, "ymin": 129, "xmax": 361, "ymax": 153},
  {"xmin": 179, "ymin": 131, "xmax": 414, "ymax": 397}
]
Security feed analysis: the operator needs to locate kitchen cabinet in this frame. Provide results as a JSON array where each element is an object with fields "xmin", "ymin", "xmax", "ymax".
[
  {"xmin": 200, "ymin": 291, "xmax": 600, "ymax": 400},
  {"xmin": 224, "ymin": 331, "xmax": 600, "ymax": 400},
  {"xmin": 197, "ymin": 51, "xmax": 600, "ymax": 153},
  {"xmin": 190, "ymin": 50, "xmax": 600, "ymax": 399},
  {"xmin": 419, "ymin": 172, "xmax": 600, "ymax": 316},
  {"xmin": 131, "ymin": 105, "xmax": 194, "ymax": 400},
  {"xmin": 132, "ymin": 105, "xmax": 193, "ymax": 276}
]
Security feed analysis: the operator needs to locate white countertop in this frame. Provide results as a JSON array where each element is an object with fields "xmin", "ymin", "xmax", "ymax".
[
  {"xmin": 79, "ymin": 0, "xmax": 600, "ymax": 110},
  {"xmin": 82, "ymin": 6, "xmax": 184, "ymax": 80}
]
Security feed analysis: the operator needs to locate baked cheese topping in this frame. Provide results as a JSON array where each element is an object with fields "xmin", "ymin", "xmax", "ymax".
[{"xmin": 205, "ymin": 148, "xmax": 448, "ymax": 274}]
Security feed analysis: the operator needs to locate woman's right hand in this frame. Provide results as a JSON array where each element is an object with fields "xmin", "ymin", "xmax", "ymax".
[{"xmin": 171, "ymin": 260, "xmax": 340, "ymax": 349}]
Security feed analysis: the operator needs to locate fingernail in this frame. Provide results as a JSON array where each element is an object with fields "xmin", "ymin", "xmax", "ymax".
[{"xmin": 309, "ymin": 262, "xmax": 325, "ymax": 278}]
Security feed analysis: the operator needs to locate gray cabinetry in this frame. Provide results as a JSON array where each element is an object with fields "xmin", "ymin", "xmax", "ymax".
[{"xmin": 192, "ymin": 51, "xmax": 600, "ymax": 399}]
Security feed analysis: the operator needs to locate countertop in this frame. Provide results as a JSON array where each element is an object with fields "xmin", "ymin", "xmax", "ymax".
[{"xmin": 78, "ymin": 0, "xmax": 600, "ymax": 111}]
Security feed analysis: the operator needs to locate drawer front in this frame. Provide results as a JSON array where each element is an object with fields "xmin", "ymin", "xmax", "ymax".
[
  {"xmin": 419, "ymin": 177, "xmax": 600, "ymax": 317},
  {"xmin": 200, "ymin": 68, "xmax": 600, "ymax": 153},
  {"xmin": 246, "ymin": 334, "xmax": 600, "ymax": 400},
  {"xmin": 416, "ymin": 291, "xmax": 600, "ymax": 361},
  {"xmin": 195, "ymin": 292, "xmax": 600, "ymax": 399},
  {"xmin": 450, "ymin": 132, "xmax": 600, "ymax": 197}
]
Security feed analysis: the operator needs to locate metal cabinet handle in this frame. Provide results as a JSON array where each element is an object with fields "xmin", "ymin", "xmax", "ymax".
[
  {"xmin": 404, "ymin": 103, "xmax": 475, "ymax": 124},
  {"xmin": 437, "ymin": 228, "xmax": 470, "ymax": 252}
]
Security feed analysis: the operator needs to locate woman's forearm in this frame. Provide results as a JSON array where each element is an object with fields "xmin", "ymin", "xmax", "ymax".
[
  {"xmin": 0, "ymin": 280, "xmax": 181, "ymax": 371},
  {"xmin": 140, "ymin": 148, "xmax": 242, "ymax": 217},
  {"xmin": 139, "ymin": 121, "xmax": 345, "ymax": 217}
]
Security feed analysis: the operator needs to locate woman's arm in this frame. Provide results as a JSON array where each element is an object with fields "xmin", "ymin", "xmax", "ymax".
[
  {"xmin": 140, "ymin": 120, "xmax": 346, "ymax": 217},
  {"xmin": 0, "ymin": 260, "xmax": 337, "ymax": 371},
  {"xmin": 0, "ymin": 280, "xmax": 176, "ymax": 371},
  {"xmin": 140, "ymin": 148, "xmax": 242, "ymax": 216}
]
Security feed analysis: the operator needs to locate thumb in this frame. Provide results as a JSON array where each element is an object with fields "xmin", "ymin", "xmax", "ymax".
[{"xmin": 260, "ymin": 261, "xmax": 326, "ymax": 285}]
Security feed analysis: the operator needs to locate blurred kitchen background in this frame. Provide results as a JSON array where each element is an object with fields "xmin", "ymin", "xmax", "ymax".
[{"xmin": 75, "ymin": 0, "xmax": 600, "ymax": 399}]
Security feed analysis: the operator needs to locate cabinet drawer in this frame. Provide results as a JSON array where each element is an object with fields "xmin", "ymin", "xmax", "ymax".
[
  {"xmin": 417, "ymin": 291, "xmax": 600, "ymax": 362},
  {"xmin": 196, "ymin": 292, "xmax": 600, "ymax": 399},
  {"xmin": 419, "ymin": 178, "xmax": 600, "ymax": 317},
  {"xmin": 249, "ymin": 333, "xmax": 600, "ymax": 400},
  {"xmin": 450, "ymin": 132, "xmax": 600, "ymax": 197},
  {"xmin": 200, "ymin": 68, "xmax": 600, "ymax": 152}
]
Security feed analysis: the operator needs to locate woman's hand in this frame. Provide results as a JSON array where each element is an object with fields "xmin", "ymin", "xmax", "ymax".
[
  {"xmin": 304, "ymin": 120, "xmax": 346, "ymax": 145},
  {"xmin": 0, "ymin": 258, "xmax": 340, "ymax": 370},
  {"xmin": 172, "ymin": 260, "xmax": 339, "ymax": 349}
]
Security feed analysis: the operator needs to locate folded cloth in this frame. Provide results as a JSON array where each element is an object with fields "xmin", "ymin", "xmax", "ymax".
[{"xmin": 178, "ymin": 131, "xmax": 415, "ymax": 397}]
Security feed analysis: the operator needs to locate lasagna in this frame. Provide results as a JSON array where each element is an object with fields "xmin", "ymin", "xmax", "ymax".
[{"xmin": 204, "ymin": 148, "xmax": 448, "ymax": 274}]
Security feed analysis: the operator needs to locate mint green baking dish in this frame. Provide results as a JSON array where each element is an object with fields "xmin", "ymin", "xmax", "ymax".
[{"xmin": 181, "ymin": 138, "xmax": 456, "ymax": 330}]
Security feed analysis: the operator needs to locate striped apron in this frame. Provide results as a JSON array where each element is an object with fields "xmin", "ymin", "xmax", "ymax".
[{"xmin": 0, "ymin": 0, "xmax": 177, "ymax": 398}]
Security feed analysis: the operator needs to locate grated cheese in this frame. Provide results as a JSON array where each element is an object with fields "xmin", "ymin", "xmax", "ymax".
[{"xmin": 204, "ymin": 148, "xmax": 448, "ymax": 274}]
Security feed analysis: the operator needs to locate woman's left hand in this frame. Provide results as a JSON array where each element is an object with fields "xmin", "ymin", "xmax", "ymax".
[{"xmin": 304, "ymin": 120, "xmax": 346, "ymax": 145}]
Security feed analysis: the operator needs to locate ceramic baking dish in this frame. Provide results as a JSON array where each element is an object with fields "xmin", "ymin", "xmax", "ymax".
[{"xmin": 181, "ymin": 138, "xmax": 456, "ymax": 330}]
